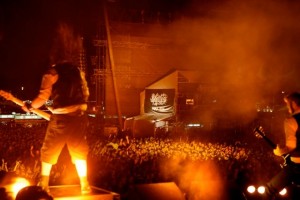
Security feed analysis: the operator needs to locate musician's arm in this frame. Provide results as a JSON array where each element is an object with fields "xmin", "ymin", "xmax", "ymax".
[
  {"xmin": 274, "ymin": 117, "xmax": 297, "ymax": 156},
  {"xmin": 31, "ymin": 97, "xmax": 48, "ymax": 109},
  {"xmin": 33, "ymin": 73, "xmax": 58, "ymax": 107}
]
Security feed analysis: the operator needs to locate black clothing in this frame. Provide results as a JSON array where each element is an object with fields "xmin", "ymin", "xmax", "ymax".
[{"xmin": 49, "ymin": 62, "xmax": 88, "ymax": 109}]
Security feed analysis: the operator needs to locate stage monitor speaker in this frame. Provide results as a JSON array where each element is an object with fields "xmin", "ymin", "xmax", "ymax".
[{"xmin": 127, "ymin": 182, "xmax": 185, "ymax": 200}]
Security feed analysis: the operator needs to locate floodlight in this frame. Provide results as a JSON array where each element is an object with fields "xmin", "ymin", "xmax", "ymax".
[
  {"xmin": 246, "ymin": 185, "xmax": 255, "ymax": 193},
  {"xmin": 257, "ymin": 186, "xmax": 265, "ymax": 194}
]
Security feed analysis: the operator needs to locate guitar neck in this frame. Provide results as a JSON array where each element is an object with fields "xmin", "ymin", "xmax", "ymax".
[
  {"xmin": 254, "ymin": 127, "xmax": 277, "ymax": 149},
  {"xmin": 10, "ymin": 96, "xmax": 50, "ymax": 121},
  {"xmin": 262, "ymin": 135, "xmax": 277, "ymax": 149},
  {"xmin": 11, "ymin": 97, "xmax": 25, "ymax": 106},
  {"xmin": 31, "ymin": 109, "xmax": 50, "ymax": 121}
]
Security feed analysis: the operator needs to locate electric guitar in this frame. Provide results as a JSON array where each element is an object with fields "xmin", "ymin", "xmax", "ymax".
[
  {"xmin": 253, "ymin": 126, "xmax": 291, "ymax": 167},
  {"xmin": 0, "ymin": 90, "xmax": 50, "ymax": 121}
]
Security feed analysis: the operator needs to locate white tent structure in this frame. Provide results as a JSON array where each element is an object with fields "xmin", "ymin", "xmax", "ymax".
[{"xmin": 124, "ymin": 69, "xmax": 203, "ymax": 137}]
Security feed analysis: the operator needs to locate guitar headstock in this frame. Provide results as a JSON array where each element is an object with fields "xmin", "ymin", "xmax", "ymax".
[
  {"xmin": 0, "ymin": 90, "xmax": 14, "ymax": 101},
  {"xmin": 253, "ymin": 126, "xmax": 266, "ymax": 139}
]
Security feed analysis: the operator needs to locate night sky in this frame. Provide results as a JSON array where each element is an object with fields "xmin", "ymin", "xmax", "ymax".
[
  {"xmin": 1, "ymin": 0, "xmax": 300, "ymax": 103},
  {"xmin": 0, "ymin": 0, "xmax": 192, "ymax": 99},
  {"xmin": 0, "ymin": 0, "xmax": 103, "ymax": 99}
]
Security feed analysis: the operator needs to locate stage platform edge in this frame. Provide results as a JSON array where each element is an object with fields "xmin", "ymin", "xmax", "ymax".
[{"xmin": 49, "ymin": 185, "xmax": 120, "ymax": 200}]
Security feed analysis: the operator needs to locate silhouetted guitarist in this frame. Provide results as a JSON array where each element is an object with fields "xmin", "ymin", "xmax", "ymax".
[{"xmin": 263, "ymin": 92, "xmax": 300, "ymax": 199}]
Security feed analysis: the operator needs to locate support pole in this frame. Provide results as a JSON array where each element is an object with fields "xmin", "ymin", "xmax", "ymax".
[{"xmin": 103, "ymin": 4, "xmax": 123, "ymax": 130}]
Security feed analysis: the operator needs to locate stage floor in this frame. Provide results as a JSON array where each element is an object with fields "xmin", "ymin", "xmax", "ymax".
[{"xmin": 49, "ymin": 185, "xmax": 120, "ymax": 200}]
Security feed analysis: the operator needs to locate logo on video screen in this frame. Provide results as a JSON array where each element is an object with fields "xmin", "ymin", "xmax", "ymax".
[{"xmin": 144, "ymin": 89, "xmax": 175, "ymax": 114}]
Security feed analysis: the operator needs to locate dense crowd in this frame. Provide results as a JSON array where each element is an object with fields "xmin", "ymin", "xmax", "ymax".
[{"xmin": 0, "ymin": 121, "xmax": 283, "ymax": 199}]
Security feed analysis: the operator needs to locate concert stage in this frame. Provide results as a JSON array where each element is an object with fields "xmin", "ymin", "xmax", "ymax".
[{"xmin": 49, "ymin": 185, "xmax": 120, "ymax": 200}]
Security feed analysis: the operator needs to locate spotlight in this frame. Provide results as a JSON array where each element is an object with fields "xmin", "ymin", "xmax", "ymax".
[
  {"xmin": 257, "ymin": 186, "xmax": 265, "ymax": 194},
  {"xmin": 279, "ymin": 188, "xmax": 287, "ymax": 196},
  {"xmin": 15, "ymin": 186, "xmax": 53, "ymax": 200},
  {"xmin": 9, "ymin": 177, "xmax": 31, "ymax": 198},
  {"xmin": 247, "ymin": 185, "xmax": 256, "ymax": 194},
  {"xmin": 245, "ymin": 184, "xmax": 288, "ymax": 199},
  {"xmin": 0, "ymin": 172, "xmax": 30, "ymax": 199}
]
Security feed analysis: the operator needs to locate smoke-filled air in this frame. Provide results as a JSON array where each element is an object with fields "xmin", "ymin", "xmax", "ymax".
[{"xmin": 146, "ymin": 0, "xmax": 300, "ymax": 122}]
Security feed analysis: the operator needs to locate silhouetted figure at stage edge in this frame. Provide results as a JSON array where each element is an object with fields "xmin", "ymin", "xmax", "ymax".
[
  {"xmin": 22, "ymin": 23, "xmax": 91, "ymax": 194},
  {"xmin": 263, "ymin": 92, "xmax": 300, "ymax": 199}
]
